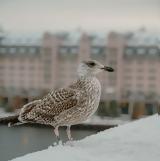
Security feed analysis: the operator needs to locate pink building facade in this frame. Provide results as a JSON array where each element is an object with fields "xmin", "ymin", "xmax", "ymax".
[{"xmin": 0, "ymin": 31, "xmax": 160, "ymax": 103}]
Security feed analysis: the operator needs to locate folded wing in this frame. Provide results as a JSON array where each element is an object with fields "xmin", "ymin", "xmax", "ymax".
[{"xmin": 19, "ymin": 88, "xmax": 81, "ymax": 124}]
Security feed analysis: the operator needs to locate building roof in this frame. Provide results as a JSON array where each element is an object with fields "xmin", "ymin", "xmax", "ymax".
[
  {"xmin": 54, "ymin": 31, "xmax": 107, "ymax": 46},
  {"xmin": 127, "ymin": 29, "xmax": 160, "ymax": 47},
  {"xmin": 0, "ymin": 30, "xmax": 159, "ymax": 48},
  {"xmin": 0, "ymin": 32, "xmax": 42, "ymax": 46}
]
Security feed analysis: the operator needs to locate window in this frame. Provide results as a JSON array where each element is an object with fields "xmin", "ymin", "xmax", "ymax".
[
  {"xmin": 92, "ymin": 47, "xmax": 99, "ymax": 55},
  {"xmin": 136, "ymin": 83, "xmax": 143, "ymax": 88},
  {"xmin": 125, "ymin": 48, "xmax": 134, "ymax": 55},
  {"xmin": 9, "ymin": 65, "xmax": 15, "ymax": 70},
  {"xmin": 19, "ymin": 47, "xmax": 26, "ymax": 53},
  {"xmin": 108, "ymin": 48, "xmax": 117, "ymax": 54},
  {"xmin": 109, "ymin": 74, "xmax": 117, "ymax": 81},
  {"xmin": 137, "ymin": 48, "xmax": 146, "ymax": 55},
  {"xmin": 149, "ymin": 68, "xmax": 156, "ymax": 73},
  {"xmin": 29, "ymin": 65, "xmax": 35, "ymax": 70},
  {"xmin": 124, "ymin": 75, "xmax": 132, "ymax": 80},
  {"xmin": 44, "ymin": 72, "xmax": 51, "ymax": 83},
  {"xmin": 0, "ymin": 47, "xmax": 6, "ymax": 53},
  {"xmin": 9, "ymin": 47, "xmax": 16, "ymax": 54},
  {"xmin": 148, "ymin": 84, "xmax": 156, "ymax": 89},
  {"xmin": 136, "ymin": 60, "xmax": 144, "ymax": 64},
  {"xmin": 136, "ymin": 75, "xmax": 143, "ymax": 80},
  {"xmin": 20, "ymin": 65, "xmax": 25, "ymax": 70},
  {"xmin": 109, "ymin": 60, "xmax": 117, "ymax": 66},
  {"xmin": 0, "ymin": 66, "xmax": 4, "ymax": 70},
  {"xmin": 44, "ymin": 58, "xmax": 52, "ymax": 64},
  {"xmin": 59, "ymin": 47, "xmax": 68, "ymax": 54},
  {"xmin": 29, "ymin": 47, "xmax": 36, "ymax": 54},
  {"xmin": 137, "ymin": 68, "xmax": 143, "ymax": 72},
  {"xmin": 44, "ymin": 47, "xmax": 51, "ymax": 54},
  {"xmin": 70, "ymin": 47, "xmax": 78, "ymax": 54},
  {"xmin": 91, "ymin": 47, "xmax": 105, "ymax": 59},
  {"xmin": 149, "ymin": 48, "xmax": 157, "ymax": 55},
  {"xmin": 125, "ymin": 83, "xmax": 131, "ymax": 88},
  {"xmin": 125, "ymin": 68, "xmax": 132, "ymax": 72},
  {"xmin": 148, "ymin": 76, "xmax": 156, "ymax": 80},
  {"xmin": 19, "ymin": 72, "xmax": 24, "ymax": 77},
  {"xmin": 108, "ymin": 80, "xmax": 116, "ymax": 86}
]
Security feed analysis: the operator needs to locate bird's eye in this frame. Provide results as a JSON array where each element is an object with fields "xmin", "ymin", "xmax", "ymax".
[{"xmin": 87, "ymin": 62, "xmax": 96, "ymax": 67}]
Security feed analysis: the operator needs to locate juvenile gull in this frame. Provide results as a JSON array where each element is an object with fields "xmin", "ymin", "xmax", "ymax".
[{"xmin": 9, "ymin": 60, "xmax": 114, "ymax": 141}]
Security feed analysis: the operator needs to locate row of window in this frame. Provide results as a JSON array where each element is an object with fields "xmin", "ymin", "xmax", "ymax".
[
  {"xmin": 0, "ymin": 65, "xmax": 42, "ymax": 71},
  {"xmin": 125, "ymin": 75, "xmax": 157, "ymax": 81},
  {"xmin": 125, "ymin": 47, "xmax": 160, "ymax": 56},
  {"xmin": 124, "ymin": 68, "xmax": 157, "ymax": 73},
  {"xmin": 0, "ymin": 46, "xmax": 159, "ymax": 57},
  {"xmin": 0, "ymin": 47, "xmax": 40, "ymax": 55},
  {"xmin": 125, "ymin": 85, "xmax": 157, "ymax": 94},
  {"xmin": 58, "ymin": 46, "xmax": 106, "ymax": 55}
]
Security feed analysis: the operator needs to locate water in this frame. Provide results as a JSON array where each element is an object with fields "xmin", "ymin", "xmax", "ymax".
[{"xmin": 0, "ymin": 124, "xmax": 97, "ymax": 161}]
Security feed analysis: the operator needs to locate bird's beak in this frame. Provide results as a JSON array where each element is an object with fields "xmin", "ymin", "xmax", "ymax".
[{"xmin": 101, "ymin": 66, "xmax": 114, "ymax": 72}]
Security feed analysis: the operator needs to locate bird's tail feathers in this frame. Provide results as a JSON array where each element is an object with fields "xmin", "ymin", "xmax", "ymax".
[
  {"xmin": 18, "ymin": 99, "xmax": 41, "ymax": 122},
  {"xmin": 8, "ymin": 121, "xmax": 26, "ymax": 127}
]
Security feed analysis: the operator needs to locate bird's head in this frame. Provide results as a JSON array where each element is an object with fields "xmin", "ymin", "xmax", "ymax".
[{"xmin": 78, "ymin": 60, "xmax": 114, "ymax": 77}]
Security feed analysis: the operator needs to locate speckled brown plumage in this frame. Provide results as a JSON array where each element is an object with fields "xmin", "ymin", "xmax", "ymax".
[
  {"xmin": 18, "ymin": 76, "xmax": 101, "ymax": 127},
  {"xmin": 15, "ymin": 60, "xmax": 114, "ymax": 141}
]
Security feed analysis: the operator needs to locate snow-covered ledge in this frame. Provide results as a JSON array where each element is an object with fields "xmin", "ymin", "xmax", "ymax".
[{"xmin": 11, "ymin": 115, "xmax": 160, "ymax": 161}]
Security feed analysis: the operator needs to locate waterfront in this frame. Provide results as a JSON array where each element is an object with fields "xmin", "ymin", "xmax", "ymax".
[{"xmin": 0, "ymin": 124, "xmax": 98, "ymax": 161}]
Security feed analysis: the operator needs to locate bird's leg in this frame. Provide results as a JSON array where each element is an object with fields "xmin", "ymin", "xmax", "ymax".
[
  {"xmin": 66, "ymin": 126, "xmax": 73, "ymax": 141},
  {"xmin": 54, "ymin": 126, "xmax": 61, "ymax": 142}
]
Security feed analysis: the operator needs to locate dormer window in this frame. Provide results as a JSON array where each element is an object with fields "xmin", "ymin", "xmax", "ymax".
[
  {"xmin": 70, "ymin": 47, "xmax": 78, "ymax": 54},
  {"xmin": 0, "ymin": 47, "xmax": 6, "ymax": 54},
  {"xmin": 137, "ymin": 48, "xmax": 145, "ymax": 55},
  {"xmin": 29, "ymin": 47, "xmax": 36, "ymax": 54},
  {"xmin": 91, "ymin": 47, "xmax": 105, "ymax": 56},
  {"xmin": 92, "ymin": 48, "xmax": 99, "ymax": 55},
  {"xmin": 149, "ymin": 48, "xmax": 157, "ymax": 55},
  {"xmin": 9, "ymin": 47, "xmax": 16, "ymax": 54},
  {"xmin": 125, "ymin": 48, "xmax": 134, "ymax": 55},
  {"xmin": 59, "ymin": 47, "xmax": 68, "ymax": 54},
  {"xmin": 19, "ymin": 47, "xmax": 26, "ymax": 54}
]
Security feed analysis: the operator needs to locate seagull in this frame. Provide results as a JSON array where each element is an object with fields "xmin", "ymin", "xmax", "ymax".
[{"xmin": 8, "ymin": 60, "xmax": 114, "ymax": 141}]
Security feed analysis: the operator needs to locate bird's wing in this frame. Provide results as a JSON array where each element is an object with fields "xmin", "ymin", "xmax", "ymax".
[{"xmin": 21, "ymin": 88, "xmax": 82, "ymax": 123}]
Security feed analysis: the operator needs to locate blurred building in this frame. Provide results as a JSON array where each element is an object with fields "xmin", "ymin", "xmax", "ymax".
[{"xmin": 0, "ymin": 30, "xmax": 160, "ymax": 108}]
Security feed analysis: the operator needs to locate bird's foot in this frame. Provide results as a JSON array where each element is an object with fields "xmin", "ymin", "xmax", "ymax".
[
  {"xmin": 65, "ymin": 138, "xmax": 74, "ymax": 146},
  {"xmin": 8, "ymin": 122, "xmax": 12, "ymax": 127},
  {"xmin": 65, "ymin": 141, "xmax": 74, "ymax": 146},
  {"xmin": 8, "ymin": 122, "xmax": 18, "ymax": 127},
  {"xmin": 53, "ymin": 140, "xmax": 63, "ymax": 147},
  {"xmin": 57, "ymin": 138, "xmax": 63, "ymax": 145},
  {"xmin": 53, "ymin": 136, "xmax": 63, "ymax": 146}
]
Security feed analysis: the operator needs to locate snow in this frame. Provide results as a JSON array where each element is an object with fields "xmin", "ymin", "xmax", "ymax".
[
  {"xmin": 84, "ymin": 114, "xmax": 130, "ymax": 125},
  {"xmin": 11, "ymin": 114, "xmax": 160, "ymax": 161},
  {"xmin": 0, "ymin": 108, "xmax": 18, "ymax": 119},
  {"xmin": 127, "ymin": 30, "xmax": 160, "ymax": 46},
  {"xmin": 1, "ymin": 32, "xmax": 42, "ymax": 46}
]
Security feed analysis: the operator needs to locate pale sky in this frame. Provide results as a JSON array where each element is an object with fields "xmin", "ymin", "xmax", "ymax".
[{"xmin": 0, "ymin": 0, "xmax": 160, "ymax": 33}]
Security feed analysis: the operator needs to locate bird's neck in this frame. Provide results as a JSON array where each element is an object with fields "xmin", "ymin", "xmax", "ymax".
[
  {"xmin": 70, "ymin": 75, "xmax": 100, "ymax": 92},
  {"xmin": 78, "ymin": 75, "xmax": 95, "ymax": 80},
  {"xmin": 76, "ymin": 75, "xmax": 101, "ymax": 94},
  {"xmin": 77, "ymin": 75, "xmax": 100, "ymax": 86}
]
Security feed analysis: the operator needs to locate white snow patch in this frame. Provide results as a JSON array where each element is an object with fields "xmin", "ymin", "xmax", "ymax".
[
  {"xmin": 0, "ymin": 108, "xmax": 18, "ymax": 119},
  {"xmin": 84, "ymin": 114, "xmax": 130, "ymax": 125},
  {"xmin": 11, "ymin": 114, "xmax": 160, "ymax": 161}
]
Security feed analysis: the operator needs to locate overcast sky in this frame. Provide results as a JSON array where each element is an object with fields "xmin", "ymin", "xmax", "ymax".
[{"xmin": 0, "ymin": 0, "xmax": 160, "ymax": 33}]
